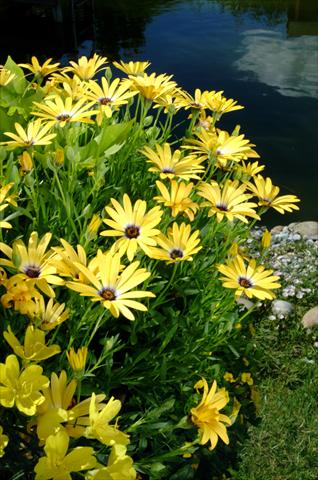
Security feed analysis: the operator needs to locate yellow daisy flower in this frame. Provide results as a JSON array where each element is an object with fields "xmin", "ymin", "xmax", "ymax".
[
  {"xmin": 1, "ymin": 276, "xmax": 42, "ymax": 316},
  {"xmin": 147, "ymin": 222, "xmax": 202, "ymax": 263},
  {"xmin": 113, "ymin": 60, "xmax": 151, "ymax": 76},
  {"xmin": 204, "ymin": 90, "xmax": 244, "ymax": 117},
  {"xmin": 35, "ymin": 370, "xmax": 105, "ymax": 441},
  {"xmin": 67, "ymin": 347, "xmax": 88, "ymax": 374},
  {"xmin": 247, "ymin": 175, "xmax": 300, "ymax": 214},
  {"xmin": 33, "ymin": 297, "xmax": 69, "ymax": 330},
  {"xmin": 66, "ymin": 250, "xmax": 154, "ymax": 321},
  {"xmin": 176, "ymin": 88, "xmax": 209, "ymax": 110},
  {"xmin": 34, "ymin": 430, "xmax": 96, "ymax": 480},
  {"xmin": 86, "ymin": 392, "xmax": 129, "ymax": 446},
  {"xmin": 0, "ymin": 182, "xmax": 17, "ymax": 229},
  {"xmin": 100, "ymin": 194, "xmax": 163, "ymax": 261},
  {"xmin": 19, "ymin": 56, "xmax": 60, "ymax": 78},
  {"xmin": 129, "ymin": 72, "xmax": 177, "ymax": 101},
  {"xmin": 217, "ymin": 254, "xmax": 281, "ymax": 300},
  {"xmin": 4, "ymin": 325, "xmax": 60, "ymax": 362},
  {"xmin": 183, "ymin": 128, "xmax": 259, "ymax": 167},
  {"xmin": 32, "ymin": 95, "xmax": 97, "ymax": 127},
  {"xmin": 86, "ymin": 444, "xmax": 136, "ymax": 480},
  {"xmin": 64, "ymin": 53, "xmax": 108, "ymax": 81},
  {"xmin": 0, "ymin": 231, "xmax": 64, "ymax": 297},
  {"xmin": 154, "ymin": 180, "xmax": 199, "ymax": 221},
  {"xmin": 19, "ymin": 150, "xmax": 33, "ymax": 175},
  {"xmin": 0, "ymin": 426, "xmax": 8, "ymax": 458},
  {"xmin": 87, "ymin": 77, "xmax": 137, "ymax": 124},
  {"xmin": 0, "ymin": 67, "xmax": 16, "ymax": 86},
  {"xmin": 86, "ymin": 214, "xmax": 102, "ymax": 241},
  {"xmin": 1, "ymin": 120, "xmax": 56, "ymax": 148},
  {"xmin": 234, "ymin": 160, "xmax": 265, "ymax": 180},
  {"xmin": 0, "ymin": 354, "xmax": 49, "ymax": 415},
  {"xmin": 261, "ymin": 229, "xmax": 271, "ymax": 249},
  {"xmin": 152, "ymin": 91, "xmax": 184, "ymax": 114},
  {"xmin": 197, "ymin": 179, "xmax": 260, "ymax": 223},
  {"xmin": 140, "ymin": 143, "xmax": 205, "ymax": 180},
  {"xmin": 53, "ymin": 239, "xmax": 88, "ymax": 282},
  {"xmin": 62, "ymin": 75, "xmax": 90, "ymax": 101},
  {"xmin": 190, "ymin": 378, "xmax": 231, "ymax": 451}
]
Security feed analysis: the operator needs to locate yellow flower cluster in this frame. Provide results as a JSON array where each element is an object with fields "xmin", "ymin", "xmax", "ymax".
[{"xmin": 0, "ymin": 53, "xmax": 302, "ymax": 475}]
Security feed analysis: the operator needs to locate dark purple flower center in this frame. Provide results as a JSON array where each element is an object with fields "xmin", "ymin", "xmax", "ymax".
[
  {"xmin": 56, "ymin": 113, "xmax": 71, "ymax": 121},
  {"xmin": 238, "ymin": 277, "xmax": 252, "ymax": 288},
  {"xmin": 99, "ymin": 287, "xmax": 117, "ymax": 301},
  {"xmin": 125, "ymin": 225, "xmax": 140, "ymax": 239},
  {"xmin": 170, "ymin": 248, "xmax": 184, "ymax": 260},
  {"xmin": 216, "ymin": 203, "xmax": 228, "ymax": 212},
  {"xmin": 24, "ymin": 264, "xmax": 41, "ymax": 278}
]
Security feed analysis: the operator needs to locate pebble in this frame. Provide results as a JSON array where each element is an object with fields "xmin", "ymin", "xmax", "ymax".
[
  {"xmin": 302, "ymin": 306, "xmax": 318, "ymax": 329},
  {"xmin": 271, "ymin": 300, "xmax": 294, "ymax": 317},
  {"xmin": 288, "ymin": 221, "xmax": 318, "ymax": 238}
]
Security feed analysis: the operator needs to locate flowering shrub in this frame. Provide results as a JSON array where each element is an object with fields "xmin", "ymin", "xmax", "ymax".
[{"xmin": 0, "ymin": 55, "xmax": 300, "ymax": 479}]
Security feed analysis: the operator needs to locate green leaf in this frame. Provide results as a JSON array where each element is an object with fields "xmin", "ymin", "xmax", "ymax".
[
  {"xmin": 159, "ymin": 323, "xmax": 178, "ymax": 354},
  {"xmin": 4, "ymin": 56, "xmax": 27, "ymax": 94}
]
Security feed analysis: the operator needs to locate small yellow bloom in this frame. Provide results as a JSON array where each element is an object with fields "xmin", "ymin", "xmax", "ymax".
[
  {"xmin": 32, "ymin": 96, "xmax": 97, "ymax": 127},
  {"xmin": 100, "ymin": 194, "xmax": 163, "ymax": 261},
  {"xmin": 154, "ymin": 180, "xmax": 199, "ymax": 221},
  {"xmin": 19, "ymin": 56, "xmax": 60, "ymax": 78},
  {"xmin": 86, "ymin": 214, "xmax": 102, "ymax": 240},
  {"xmin": 65, "ymin": 53, "xmax": 108, "ymax": 81},
  {"xmin": 19, "ymin": 151, "xmax": 33, "ymax": 175},
  {"xmin": 241, "ymin": 373, "xmax": 253, "ymax": 386},
  {"xmin": 217, "ymin": 255, "xmax": 281, "ymax": 300},
  {"xmin": 0, "ymin": 425, "xmax": 8, "ymax": 457},
  {"xmin": 129, "ymin": 72, "xmax": 177, "ymax": 101},
  {"xmin": 0, "ymin": 354, "xmax": 49, "ymax": 415},
  {"xmin": 113, "ymin": 60, "xmax": 151, "ymax": 76},
  {"xmin": 86, "ymin": 444, "xmax": 136, "ymax": 480},
  {"xmin": 66, "ymin": 250, "xmax": 154, "ymax": 321},
  {"xmin": 1, "ymin": 276, "xmax": 42, "ymax": 316},
  {"xmin": 223, "ymin": 372, "xmax": 235, "ymax": 383},
  {"xmin": 190, "ymin": 378, "xmax": 231, "ymax": 450},
  {"xmin": 147, "ymin": 222, "xmax": 202, "ymax": 264},
  {"xmin": 54, "ymin": 147, "xmax": 64, "ymax": 167},
  {"xmin": 33, "ymin": 297, "xmax": 69, "ymax": 331},
  {"xmin": 34, "ymin": 430, "xmax": 97, "ymax": 480},
  {"xmin": 1, "ymin": 120, "xmax": 56, "ymax": 148},
  {"xmin": 85, "ymin": 392, "xmax": 130, "ymax": 446},
  {"xmin": 141, "ymin": 143, "xmax": 205, "ymax": 181},
  {"xmin": 67, "ymin": 347, "xmax": 88, "ymax": 373},
  {"xmin": 0, "ymin": 231, "xmax": 64, "ymax": 297},
  {"xmin": 0, "ymin": 67, "xmax": 16, "ymax": 86},
  {"xmin": 0, "ymin": 183, "xmax": 18, "ymax": 229},
  {"xmin": 261, "ymin": 229, "xmax": 271, "ymax": 249},
  {"xmin": 247, "ymin": 175, "xmax": 300, "ymax": 214},
  {"xmin": 198, "ymin": 179, "xmax": 260, "ymax": 224},
  {"xmin": 4, "ymin": 325, "xmax": 61, "ymax": 362}
]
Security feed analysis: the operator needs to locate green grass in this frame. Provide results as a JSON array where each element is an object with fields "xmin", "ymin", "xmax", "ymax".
[{"xmin": 235, "ymin": 303, "xmax": 318, "ymax": 480}]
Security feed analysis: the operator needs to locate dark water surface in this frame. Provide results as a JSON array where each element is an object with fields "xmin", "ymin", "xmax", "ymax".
[{"xmin": 1, "ymin": 0, "xmax": 317, "ymax": 225}]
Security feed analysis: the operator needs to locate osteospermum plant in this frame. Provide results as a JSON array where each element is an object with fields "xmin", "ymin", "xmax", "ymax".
[{"xmin": 0, "ymin": 54, "xmax": 300, "ymax": 479}]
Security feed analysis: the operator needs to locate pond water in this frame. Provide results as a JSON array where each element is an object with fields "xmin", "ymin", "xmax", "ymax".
[{"xmin": 1, "ymin": 0, "xmax": 317, "ymax": 225}]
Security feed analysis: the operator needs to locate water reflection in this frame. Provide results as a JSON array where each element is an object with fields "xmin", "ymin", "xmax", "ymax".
[
  {"xmin": 235, "ymin": 29, "xmax": 318, "ymax": 98},
  {"xmin": 0, "ymin": 0, "xmax": 317, "ymax": 221}
]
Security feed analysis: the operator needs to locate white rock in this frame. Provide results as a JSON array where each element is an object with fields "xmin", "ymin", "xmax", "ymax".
[
  {"xmin": 271, "ymin": 299, "xmax": 294, "ymax": 317},
  {"xmin": 302, "ymin": 306, "xmax": 318, "ymax": 329},
  {"xmin": 289, "ymin": 221, "xmax": 318, "ymax": 238},
  {"xmin": 271, "ymin": 225, "xmax": 284, "ymax": 234},
  {"xmin": 236, "ymin": 297, "xmax": 254, "ymax": 310}
]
